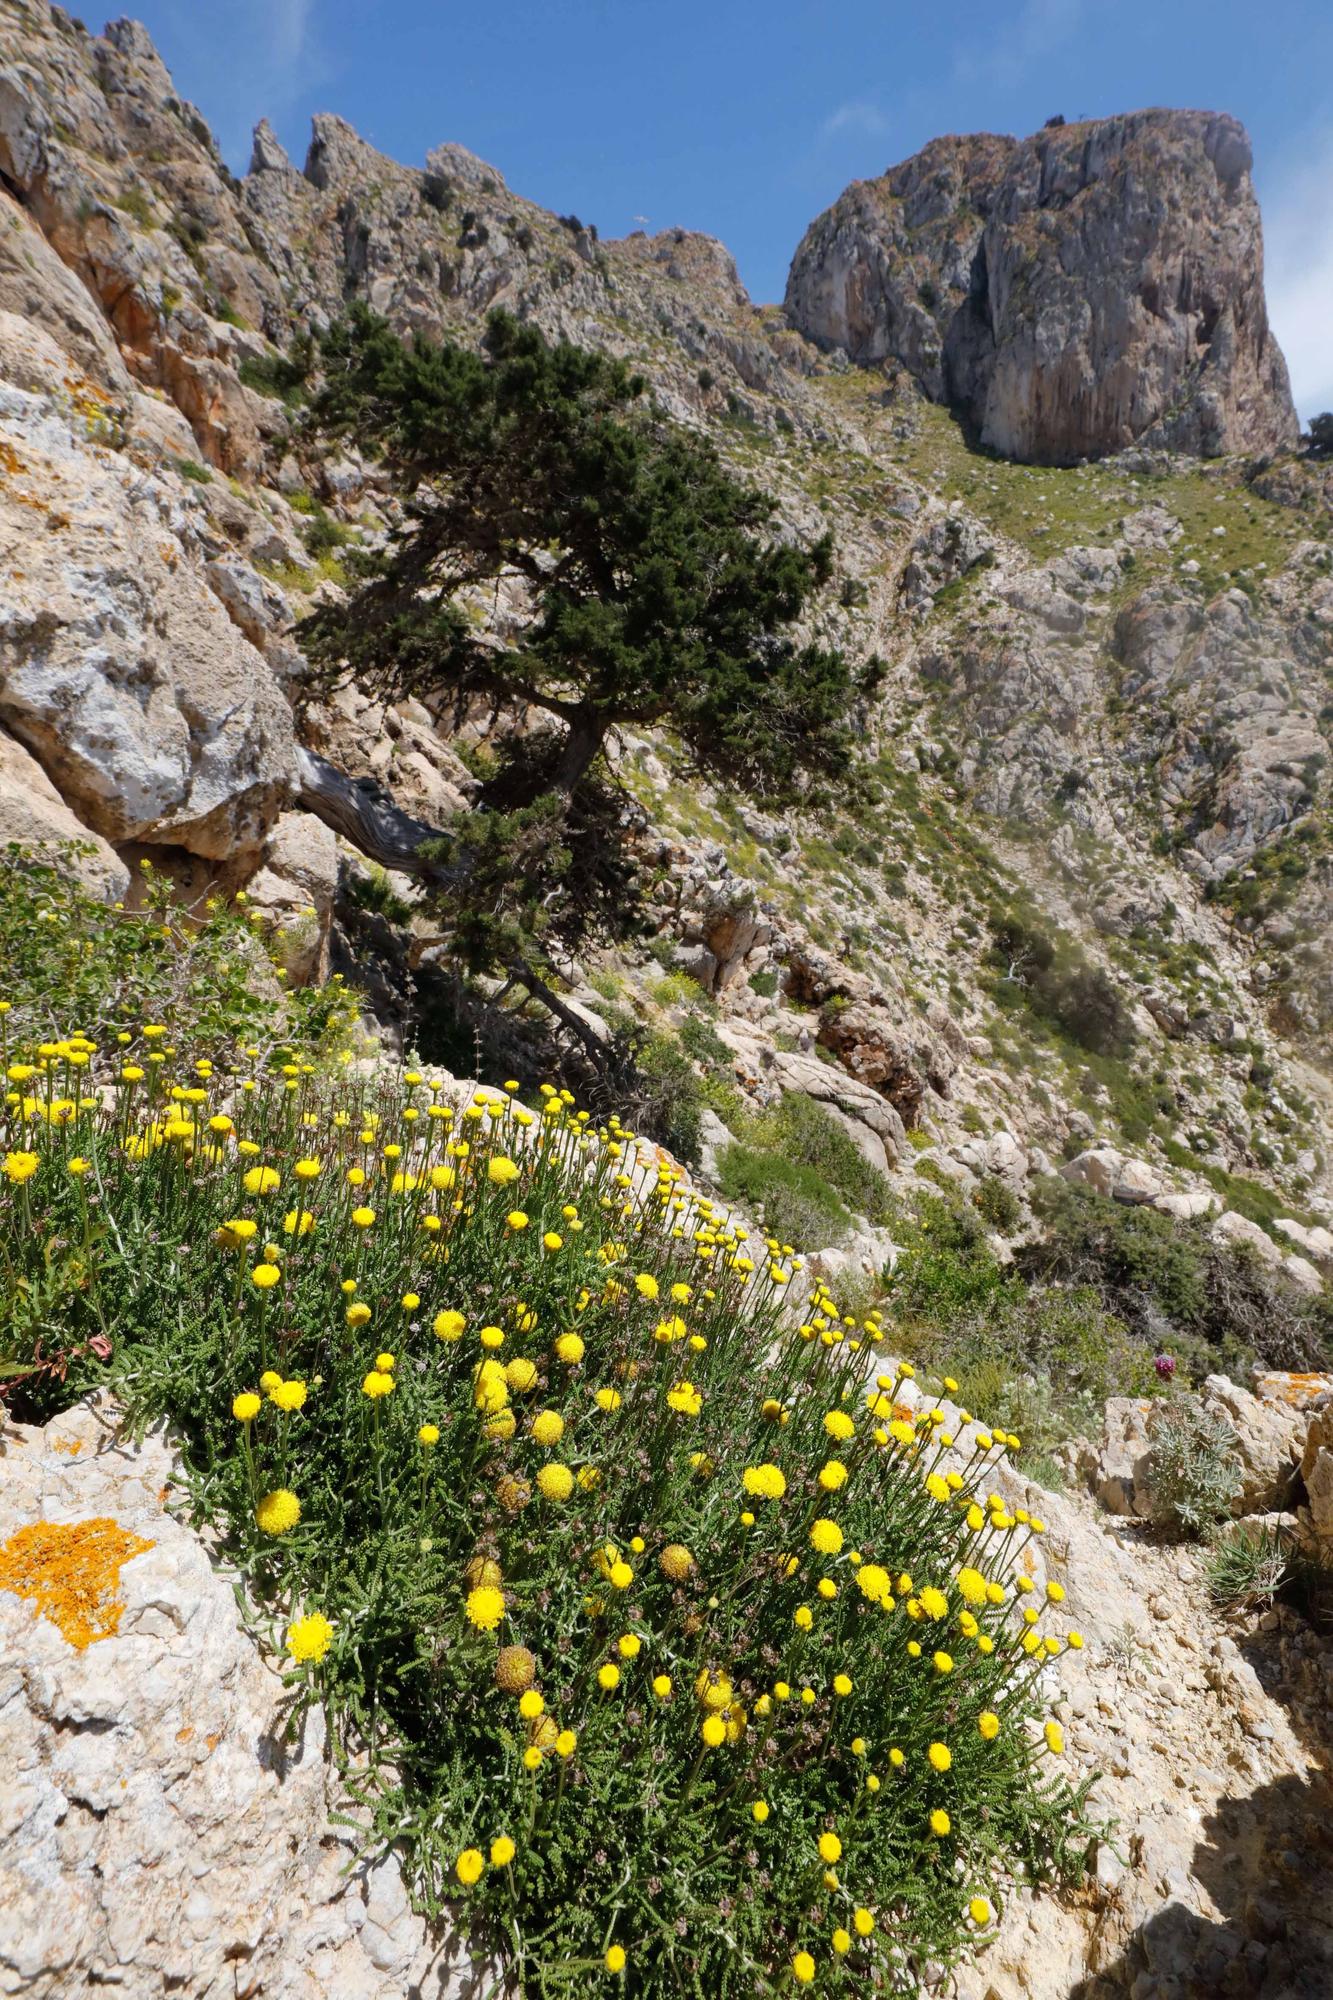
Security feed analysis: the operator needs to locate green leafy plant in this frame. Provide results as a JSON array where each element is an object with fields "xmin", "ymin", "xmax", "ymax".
[
  {"xmin": 738, "ymin": 1092, "xmax": 894, "ymax": 1228},
  {"xmin": 1147, "ymin": 1399, "xmax": 1242, "ymax": 1538},
  {"xmin": 1026, "ymin": 1179, "xmax": 1331, "ymax": 1373},
  {"xmin": 974, "ymin": 1177, "xmax": 1022, "ymax": 1234},
  {"xmin": 988, "ymin": 908, "xmax": 1134, "ymax": 1059},
  {"xmin": 0, "ymin": 981, "xmax": 1098, "ymax": 1995},
  {"xmin": 238, "ymin": 335, "xmax": 312, "ymax": 406},
  {"xmin": 716, "ymin": 1141, "xmax": 851, "ymax": 1249}
]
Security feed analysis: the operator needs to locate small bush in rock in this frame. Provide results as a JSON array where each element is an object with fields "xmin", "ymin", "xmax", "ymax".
[
  {"xmin": 1148, "ymin": 1399, "xmax": 1243, "ymax": 1538},
  {"xmin": 1202, "ymin": 1524, "xmax": 1291, "ymax": 1610}
]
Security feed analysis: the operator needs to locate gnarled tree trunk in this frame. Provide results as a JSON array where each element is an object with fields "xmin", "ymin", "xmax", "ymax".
[{"xmin": 295, "ymin": 746, "xmax": 612, "ymax": 1072}]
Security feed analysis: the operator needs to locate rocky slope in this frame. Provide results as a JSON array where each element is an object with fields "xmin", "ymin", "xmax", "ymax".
[
  {"xmin": 0, "ymin": 11, "xmax": 1329, "ymax": 1316},
  {"xmin": 5, "ymin": 1364, "xmax": 1332, "ymax": 2000},
  {"xmin": 785, "ymin": 112, "xmax": 1299, "ymax": 465},
  {"xmin": 0, "ymin": 12, "xmax": 1332, "ymax": 1997}
]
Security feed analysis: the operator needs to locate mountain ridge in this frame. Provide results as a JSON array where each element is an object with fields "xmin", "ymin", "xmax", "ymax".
[{"xmin": 0, "ymin": 0, "xmax": 1329, "ymax": 1228}]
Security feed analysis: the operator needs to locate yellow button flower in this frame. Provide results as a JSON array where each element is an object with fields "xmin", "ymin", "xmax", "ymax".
[
  {"xmin": 286, "ymin": 1611, "xmax": 333, "ymax": 1662},
  {"xmin": 255, "ymin": 1489, "xmax": 300, "ymax": 1536}
]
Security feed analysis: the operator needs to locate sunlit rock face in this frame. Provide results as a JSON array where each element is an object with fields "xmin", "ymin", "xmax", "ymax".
[{"xmin": 786, "ymin": 111, "xmax": 1298, "ymax": 466}]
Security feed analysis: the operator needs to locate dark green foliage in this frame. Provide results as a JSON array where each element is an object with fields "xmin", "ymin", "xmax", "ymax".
[
  {"xmin": 1029, "ymin": 1179, "xmax": 1206, "ymax": 1326},
  {"xmin": 420, "ymin": 745, "xmax": 645, "ymax": 978},
  {"xmin": 715, "ymin": 1091, "xmax": 895, "ymax": 1250},
  {"xmin": 974, "ymin": 1176, "xmax": 1023, "ymax": 1233},
  {"xmin": 1308, "ymin": 412, "xmax": 1333, "ymax": 457},
  {"xmin": 887, "ymin": 1192, "xmax": 1158, "ymax": 1454},
  {"xmin": 678, "ymin": 1012, "xmax": 734, "ymax": 1075},
  {"xmin": 617, "ymin": 1028, "xmax": 706, "ymax": 1165},
  {"xmin": 238, "ymin": 334, "xmax": 312, "ymax": 406},
  {"xmin": 298, "ymin": 305, "xmax": 872, "ymax": 1140},
  {"xmin": 891, "ymin": 1196, "xmax": 1019, "ymax": 1322},
  {"xmin": 297, "ymin": 505, "xmax": 351, "ymax": 557},
  {"xmin": 716, "ymin": 1142, "xmax": 850, "ymax": 1248},
  {"xmin": 341, "ymin": 867, "xmax": 416, "ymax": 926},
  {"xmin": 989, "ymin": 909, "xmax": 1135, "ymax": 1057},
  {"xmin": 303, "ymin": 305, "xmax": 872, "ymax": 808},
  {"xmin": 751, "ymin": 1091, "xmax": 894, "ymax": 1224},
  {"xmin": 1026, "ymin": 1179, "xmax": 1331, "ymax": 1372}
]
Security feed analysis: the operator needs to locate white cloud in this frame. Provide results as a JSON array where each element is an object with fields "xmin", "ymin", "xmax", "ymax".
[
  {"xmin": 821, "ymin": 100, "xmax": 888, "ymax": 142},
  {"xmin": 154, "ymin": 0, "xmax": 322, "ymax": 166},
  {"xmin": 269, "ymin": 0, "xmax": 313, "ymax": 73},
  {"xmin": 954, "ymin": 0, "xmax": 1085, "ymax": 92},
  {"xmin": 1261, "ymin": 129, "xmax": 1333, "ymax": 424}
]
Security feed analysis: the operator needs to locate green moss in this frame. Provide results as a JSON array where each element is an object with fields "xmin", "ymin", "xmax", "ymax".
[{"xmin": 114, "ymin": 185, "xmax": 157, "ymax": 229}]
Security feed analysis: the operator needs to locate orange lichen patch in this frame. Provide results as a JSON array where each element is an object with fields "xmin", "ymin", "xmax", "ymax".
[
  {"xmin": 49, "ymin": 1436, "xmax": 86, "ymax": 1456},
  {"xmin": 1255, "ymin": 1371, "xmax": 1333, "ymax": 1410},
  {"xmin": 0, "ymin": 1517, "xmax": 154, "ymax": 1650}
]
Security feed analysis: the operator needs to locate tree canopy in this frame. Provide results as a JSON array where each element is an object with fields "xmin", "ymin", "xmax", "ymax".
[{"xmin": 302, "ymin": 305, "xmax": 873, "ymax": 803}]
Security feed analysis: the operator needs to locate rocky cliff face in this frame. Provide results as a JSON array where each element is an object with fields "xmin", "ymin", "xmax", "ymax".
[
  {"xmin": 785, "ymin": 111, "xmax": 1299, "ymax": 465},
  {"xmin": 0, "ymin": 2, "xmax": 1328, "ymax": 1214}
]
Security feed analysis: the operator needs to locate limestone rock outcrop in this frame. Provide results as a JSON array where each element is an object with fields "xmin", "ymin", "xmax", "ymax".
[
  {"xmin": 785, "ymin": 111, "xmax": 1298, "ymax": 464},
  {"xmin": 0, "ymin": 725, "xmax": 128, "ymax": 900},
  {"xmin": 0, "ymin": 318, "xmax": 295, "ymax": 864},
  {"xmin": 0, "ymin": 1398, "xmax": 489, "ymax": 1999}
]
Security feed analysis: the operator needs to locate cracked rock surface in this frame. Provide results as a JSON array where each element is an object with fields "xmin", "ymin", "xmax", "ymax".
[{"xmin": 0, "ymin": 1398, "xmax": 488, "ymax": 2000}]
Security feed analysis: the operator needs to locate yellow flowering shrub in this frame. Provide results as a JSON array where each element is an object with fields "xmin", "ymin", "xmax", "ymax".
[{"xmin": 0, "ymin": 1008, "xmax": 1097, "ymax": 1996}]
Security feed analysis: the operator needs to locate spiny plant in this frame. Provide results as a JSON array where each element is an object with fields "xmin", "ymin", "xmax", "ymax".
[{"xmin": 1, "ymin": 899, "xmax": 1099, "ymax": 1996}]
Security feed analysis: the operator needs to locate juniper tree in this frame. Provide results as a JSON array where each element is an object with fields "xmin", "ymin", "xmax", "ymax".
[{"xmin": 300, "ymin": 306, "xmax": 875, "ymax": 1044}]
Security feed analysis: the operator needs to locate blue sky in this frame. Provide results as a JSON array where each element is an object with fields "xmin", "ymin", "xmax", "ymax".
[{"xmin": 131, "ymin": 0, "xmax": 1333, "ymax": 418}]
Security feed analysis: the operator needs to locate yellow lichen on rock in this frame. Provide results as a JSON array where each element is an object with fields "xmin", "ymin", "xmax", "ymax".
[{"xmin": 0, "ymin": 1517, "xmax": 154, "ymax": 1650}]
